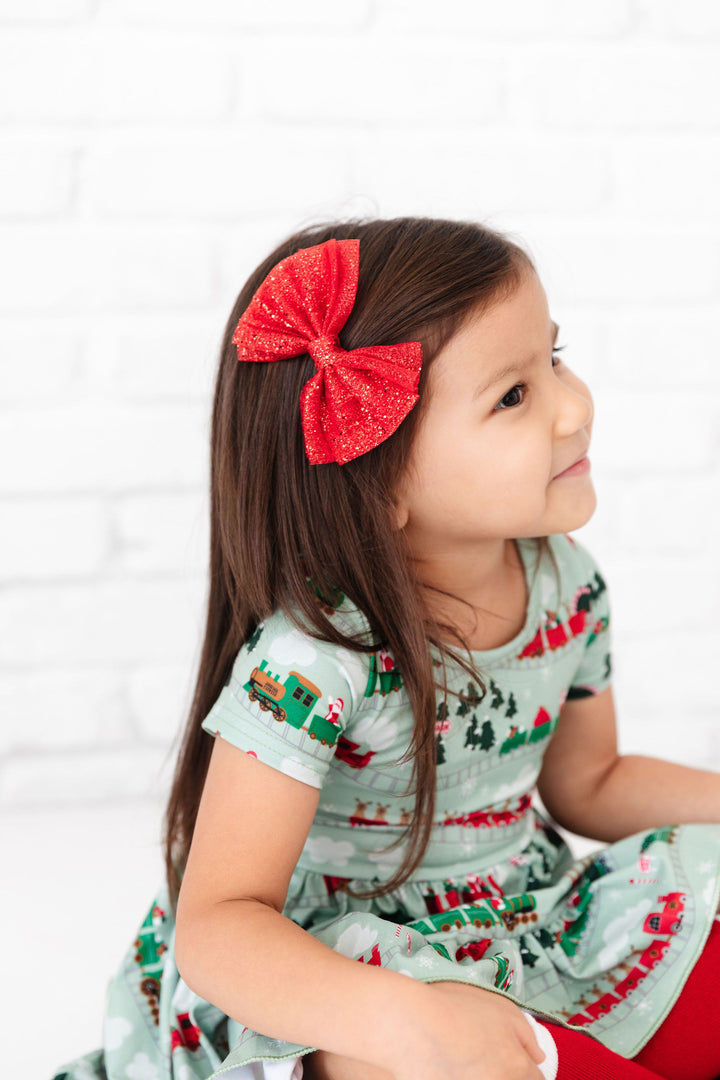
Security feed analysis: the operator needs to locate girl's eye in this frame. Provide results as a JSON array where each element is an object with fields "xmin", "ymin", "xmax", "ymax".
[
  {"xmin": 493, "ymin": 345, "xmax": 567, "ymax": 412},
  {"xmin": 494, "ymin": 383, "xmax": 527, "ymax": 411}
]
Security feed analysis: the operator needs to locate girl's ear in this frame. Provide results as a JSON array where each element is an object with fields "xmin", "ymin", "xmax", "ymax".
[
  {"xmin": 391, "ymin": 465, "xmax": 412, "ymax": 531},
  {"xmin": 393, "ymin": 504, "xmax": 409, "ymax": 531},
  {"xmin": 392, "ymin": 488, "xmax": 410, "ymax": 531}
]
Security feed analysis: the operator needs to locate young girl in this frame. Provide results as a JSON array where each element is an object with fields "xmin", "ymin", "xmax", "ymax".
[{"xmin": 54, "ymin": 217, "xmax": 720, "ymax": 1080}]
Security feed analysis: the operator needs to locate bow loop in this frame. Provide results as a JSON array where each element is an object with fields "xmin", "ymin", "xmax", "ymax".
[{"xmin": 232, "ymin": 238, "xmax": 423, "ymax": 465}]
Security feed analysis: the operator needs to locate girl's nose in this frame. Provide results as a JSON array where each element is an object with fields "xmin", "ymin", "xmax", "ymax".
[{"xmin": 554, "ymin": 374, "xmax": 594, "ymax": 438}]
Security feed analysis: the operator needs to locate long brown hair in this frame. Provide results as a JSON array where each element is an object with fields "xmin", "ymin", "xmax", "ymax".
[{"xmin": 163, "ymin": 216, "xmax": 542, "ymax": 910}]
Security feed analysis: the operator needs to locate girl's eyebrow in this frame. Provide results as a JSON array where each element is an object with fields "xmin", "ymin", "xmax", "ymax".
[{"xmin": 473, "ymin": 321, "xmax": 560, "ymax": 400}]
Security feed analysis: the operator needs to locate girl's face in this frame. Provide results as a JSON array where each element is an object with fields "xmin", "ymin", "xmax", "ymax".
[{"xmin": 394, "ymin": 268, "xmax": 596, "ymax": 554}]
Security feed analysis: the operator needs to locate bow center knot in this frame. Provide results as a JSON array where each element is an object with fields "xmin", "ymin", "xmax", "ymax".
[{"xmin": 308, "ymin": 334, "xmax": 342, "ymax": 371}]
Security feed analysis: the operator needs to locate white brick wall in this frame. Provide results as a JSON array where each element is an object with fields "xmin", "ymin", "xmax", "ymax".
[
  {"xmin": 2, "ymin": 0, "xmax": 719, "ymax": 835},
  {"xmin": 2, "ymin": 2, "xmax": 719, "ymax": 1071}
]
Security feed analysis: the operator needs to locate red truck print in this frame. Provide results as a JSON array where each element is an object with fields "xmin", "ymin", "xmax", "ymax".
[
  {"xmin": 335, "ymin": 735, "xmax": 375, "ymax": 769},
  {"xmin": 643, "ymin": 893, "xmax": 685, "ymax": 935},
  {"xmin": 455, "ymin": 939, "xmax": 493, "ymax": 962},
  {"xmin": 170, "ymin": 1013, "xmax": 201, "ymax": 1051}
]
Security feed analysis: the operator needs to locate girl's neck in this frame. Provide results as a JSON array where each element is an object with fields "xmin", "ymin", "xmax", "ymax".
[{"xmin": 416, "ymin": 538, "xmax": 529, "ymax": 652}]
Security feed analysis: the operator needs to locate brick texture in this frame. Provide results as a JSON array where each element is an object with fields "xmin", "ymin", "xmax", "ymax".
[{"xmin": 2, "ymin": 1, "xmax": 719, "ymax": 831}]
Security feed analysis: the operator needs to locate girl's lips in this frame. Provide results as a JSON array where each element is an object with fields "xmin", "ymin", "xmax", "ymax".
[{"xmin": 553, "ymin": 455, "xmax": 590, "ymax": 479}]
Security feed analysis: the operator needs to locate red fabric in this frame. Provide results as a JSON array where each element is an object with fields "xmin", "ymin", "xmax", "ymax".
[
  {"xmin": 536, "ymin": 917, "xmax": 720, "ymax": 1080},
  {"xmin": 545, "ymin": 1023, "xmax": 666, "ymax": 1079},
  {"xmin": 632, "ymin": 918, "xmax": 720, "ymax": 1080},
  {"xmin": 232, "ymin": 238, "xmax": 423, "ymax": 465}
]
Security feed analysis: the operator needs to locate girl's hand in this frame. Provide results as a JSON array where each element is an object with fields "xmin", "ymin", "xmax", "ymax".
[{"xmin": 391, "ymin": 980, "xmax": 547, "ymax": 1080}]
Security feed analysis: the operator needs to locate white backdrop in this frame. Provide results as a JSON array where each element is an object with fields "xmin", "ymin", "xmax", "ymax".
[{"xmin": 1, "ymin": 1, "xmax": 719, "ymax": 1075}]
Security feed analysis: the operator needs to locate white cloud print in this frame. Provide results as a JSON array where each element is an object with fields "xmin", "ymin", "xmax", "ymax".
[
  {"xmin": 335, "ymin": 921, "xmax": 379, "ymax": 958},
  {"xmin": 103, "ymin": 1015, "xmax": 132, "ymax": 1052},
  {"xmin": 367, "ymin": 843, "xmax": 405, "ymax": 877},
  {"xmin": 125, "ymin": 1052, "xmax": 160, "ymax": 1080},
  {"xmin": 597, "ymin": 898, "xmax": 653, "ymax": 969},
  {"xmin": 335, "ymin": 647, "xmax": 367, "ymax": 700},
  {"xmin": 268, "ymin": 630, "xmax": 317, "ymax": 667},
  {"xmin": 487, "ymin": 765, "xmax": 538, "ymax": 804},
  {"xmin": 304, "ymin": 835, "xmax": 355, "ymax": 867},
  {"xmin": 67, "ymin": 1062, "xmax": 103, "ymax": 1080},
  {"xmin": 540, "ymin": 572, "xmax": 556, "ymax": 607},
  {"xmin": 351, "ymin": 713, "xmax": 398, "ymax": 751}
]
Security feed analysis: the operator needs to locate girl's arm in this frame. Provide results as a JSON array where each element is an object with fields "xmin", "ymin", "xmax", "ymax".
[
  {"xmin": 173, "ymin": 738, "xmax": 448, "ymax": 1073},
  {"xmin": 536, "ymin": 685, "xmax": 720, "ymax": 842}
]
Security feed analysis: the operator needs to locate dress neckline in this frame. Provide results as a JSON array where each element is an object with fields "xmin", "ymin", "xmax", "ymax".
[{"xmin": 435, "ymin": 537, "xmax": 544, "ymax": 665}]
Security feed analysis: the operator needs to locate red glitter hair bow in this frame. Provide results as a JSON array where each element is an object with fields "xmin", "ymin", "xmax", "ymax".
[{"xmin": 232, "ymin": 238, "xmax": 423, "ymax": 465}]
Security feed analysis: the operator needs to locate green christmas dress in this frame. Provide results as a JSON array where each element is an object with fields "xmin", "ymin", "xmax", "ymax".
[{"xmin": 53, "ymin": 533, "xmax": 720, "ymax": 1080}]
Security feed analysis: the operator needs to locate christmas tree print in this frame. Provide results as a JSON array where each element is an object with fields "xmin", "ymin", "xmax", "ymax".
[
  {"xmin": 436, "ymin": 702, "xmax": 450, "ymax": 763},
  {"xmin": 520, "ymin": 940, "xmax": 540, "ymax": 969},
  {"xmin": 489, "ymin": 679, "xmax": 504, "ymax": 709},
  {"xmin": 505, "ymin": 692, "xmax": 518, "ymax": 719},
  {"xmin": 527, "ymin": 859, "xmax": 553, "ymax": 891},
  {"xmin": 246, "ymin": 622, "xmax": 264, "ymax": 653},
  {"xmin": 536, "ymin": 927, "xmax": 556, "ymax": 950},
  {"xmin": 479, "ymin": 719, "xmax": 496, "ymax": 752},
  {"xmin": 456, "ymin": 680, "xmax": 483, "ymax": 716},
  {"xmin": 591, "ymin": 570, "xmax": 607, "ymax": 603},
  {"xmin": 463, "ymin": 714, "xmax": 496, "ymax": 752},
  {"xmin": 526, "ymin": 867, "xmax": 541, "ymax": 890}
]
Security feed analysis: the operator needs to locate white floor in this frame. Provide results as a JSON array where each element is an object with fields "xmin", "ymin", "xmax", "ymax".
[
  {"xmin": 3, "ymin": 800, "xmax": 166, "ymax": 1078},
  {"xmin": 4, "ymin": 800, "xmax": 601, "ymax": 1079}
]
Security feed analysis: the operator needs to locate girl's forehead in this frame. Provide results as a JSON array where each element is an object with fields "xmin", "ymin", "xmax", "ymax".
[
  {"xmin": 466, "ymin": 270, "xmax": 548, "ymax": 338},
  {"xmin": 430, "ymin": 271, "xmax": 551, "ymax": 383}
]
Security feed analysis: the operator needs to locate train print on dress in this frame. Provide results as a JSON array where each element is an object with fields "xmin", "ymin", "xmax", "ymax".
[
  {"xmin": 518, "ymin": 569, "xmax": 606, "ymax": 660},
  {"xmin": 555, "ymin": 833, "xmax": 686, "ymax": 1030},
  {"xmin": 407, "ymin": 892, "xmax": 538, "ymax": 936},
  {"xmin": 132, "ymin": 901, "xmax": 167, "ymax": 1028},
  {"xmin": 242, "ymin": 658, "xmax": 343, "ymax": 747},
  {"xmin": 364, "ymin": 647, "xmax": 403, "ymax": 697}
]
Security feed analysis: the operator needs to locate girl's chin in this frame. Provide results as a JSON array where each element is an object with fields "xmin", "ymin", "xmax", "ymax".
[
  {"xmin": 540, "ymin": 483, "xmax": 596, "ymax": 532},
  {"xmin": 559, "ymin": 489, "xmax": 598, "ymax": 533}
]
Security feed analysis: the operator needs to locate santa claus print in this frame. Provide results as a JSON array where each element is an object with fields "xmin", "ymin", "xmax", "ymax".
[{"xmin": 325, "ymin": 697, "xmax": 344, "ymax": 725}]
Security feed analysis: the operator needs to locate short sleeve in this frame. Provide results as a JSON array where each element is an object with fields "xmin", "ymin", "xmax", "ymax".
[
  {"xmin": 565, "ymin": 539, "xmax": 613, "ymax": 700},
  {"xmin": 201, "ymin": 609, "xmax": 371, "ymax": 789}
]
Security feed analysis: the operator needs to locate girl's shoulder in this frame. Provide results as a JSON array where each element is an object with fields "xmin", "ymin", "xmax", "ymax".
[
  {"xmin": 230, "ymin": 590, "xmax": 378, "ymax": 712},
  {"xmin": 200, "ymin": 596, "xmax": 379, "ymax": 789}
]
